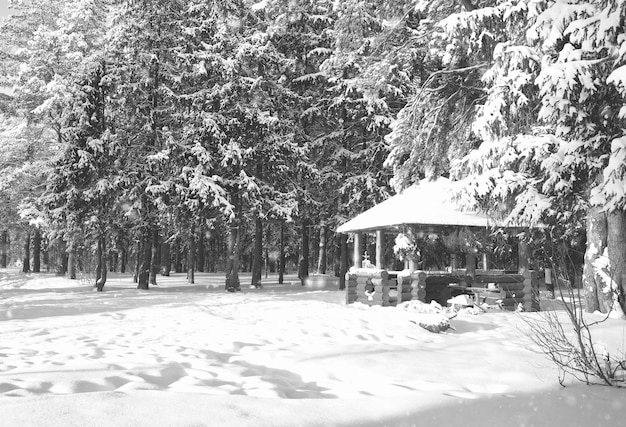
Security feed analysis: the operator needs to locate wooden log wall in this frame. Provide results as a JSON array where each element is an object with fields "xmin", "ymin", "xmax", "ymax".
[
  {"xmin": 346, "ymin": 272, "xmax": 358, "ymax": 304},
  {"xmin": 522, "ymin": 270, "xmax": 540, "ymax": 311},
  {"xmin": 481, "ymin": 272, "xmax": 539, "ymax": 311},
  {"xmin": 410, "ymin": 271, "xmax": 427, "ymax": 302},
  {"xmin": 345, "ymin": 269, "xmax": 540, "ymax": 311},
  {"xmin": 396, "ymin": 273, "xmax": 413, "ymax": 304},
  {"xmin": 346, "ymin": 268, "xmax": 391, "ymax": 306}
]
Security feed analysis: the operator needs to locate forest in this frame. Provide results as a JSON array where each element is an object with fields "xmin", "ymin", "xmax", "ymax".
[{"xmin": 0, "ymin": 0, "xmax": 625, "ymax": 316}]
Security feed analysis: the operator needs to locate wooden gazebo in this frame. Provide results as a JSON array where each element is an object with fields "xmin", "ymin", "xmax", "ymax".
[{"xmin": 337, "ymin": 178, "xmax": 541, "ymax": 310}]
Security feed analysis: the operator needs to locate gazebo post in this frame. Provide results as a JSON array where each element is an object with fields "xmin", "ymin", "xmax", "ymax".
[
  {"xmin": 481, "ymin": 252, "xmax": 489, "ymax": 270},
  {"xmin": 518, "ymin": 238, "xmax": 530, "ymax": 273},
  {"xmin": 354, "ymin": 233, "xmax": 363, "ymax": 268},
  {"xmin": 466, "ymin": 252, "xmax": 476, "ymax": 277},
  {"xmin": 375, "ymin": 230, "xmax": 384, "ymax": 269},
  {"xmin": 481, "ymin": 228, "xmax": 490, "ymax": 270}
]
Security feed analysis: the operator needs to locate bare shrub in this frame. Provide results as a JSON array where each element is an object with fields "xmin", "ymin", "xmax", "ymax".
[{"xmin": 521, "ymin": 250, "xmax": 626, "ymax": 387}]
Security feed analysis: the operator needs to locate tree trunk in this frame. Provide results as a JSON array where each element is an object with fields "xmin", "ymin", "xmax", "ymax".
[
  {"xmin": 317, "ymin": 225, "xmax": 327, "ymax": 274},
  {"xmin": 583, "ymin": 206, "xmax": 613, "ymax": 313},
  {"xmin": 298, "ymin": 221, "xmax": 309, "ymax": 286},
  {"xmin": 137, "ymin": 228, "xmax": 152, "ymax": 289},
  {"xmin": 251, "ymin": 216, "xmax": 263, "ymax": 288},
  {"xmin": 607, "ymin": 210, "xmax": 626, "ymax": 314},
  {"xmin": 339, "ymin": 233, "xmax": 348, "ymax": 290},
  {"xmin": 32, "ymin": 229, "xmax": 41, "ymax": 273},
  {"xmin": 43, "ymin": 237, "xmax": 49, "ymax": 272},
  {"xmin": 134, "ymin": 240, "xmax": 141, "ymax": 283},
  {"xmin": 161, "ymin": 241, "xmax": 171, "ymax": 276},
  {"xmin": 225, "ymin": 223, "xmax": 241, "ymax": 292},
  {"xmin": 1, "ymin": 230, "xmax": 8, "ymax": 268},
  {"xmin": 187, "ymin": 226, "xmax": 195, "ymax": 284},
  {"xmin": 56, "ymin": 238, "xmax": 66, "ymax": 276},
  {"xmin": 67, "ymin": 248, "xmax": 77, "ymax": 280},
  {"xmin": 22, "ymin": 231, "xmax": 31, "ymax": 273},
  {"xmin": 265, "ymin": 223, "xmax": 270, "ymax": 278},
  {"xmin": 278, "ymin": 222, "xmax": 285, "ymax": 284},
  {"xmin": 120, "ymin": 244, "xmax": 127, "ymax": 274},
  {"xmin": 174, "ymin": 238, "xmax": 183, "ymax": 273},
  {"xmin": 96, "ymin": 235, "xmax": 107, "ymax": 291},
  {"xmin": 197, "ymin": 226, "xmax": 205, "ymax": 273},
  {"xmin": 149, "ymin": 228, "xmax": 159, "ymax": 286}
]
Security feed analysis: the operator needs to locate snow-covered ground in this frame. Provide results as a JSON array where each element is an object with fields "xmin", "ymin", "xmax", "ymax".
[{"xmin": 0, "ymin": 268, "xmax": 625, "ymax": 426}]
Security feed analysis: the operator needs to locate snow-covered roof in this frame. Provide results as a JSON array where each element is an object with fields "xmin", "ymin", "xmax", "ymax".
[{"xmin": 337, "ymin": 177, "xmax": 518, "ymax": 233}]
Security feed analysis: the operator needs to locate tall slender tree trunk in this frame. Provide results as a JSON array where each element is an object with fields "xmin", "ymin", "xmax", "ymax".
[
  {"xmin": 583, "ymin": 206, "xmax": 613, "ymax": 313},
  {"xmin": 161, "ymin": 241, "xmax": 171, "ymax": 276},
  {"xmin": 334, "ymin": 233, "xmax": 341, "ymax": 277},
  {"xmin": 134, "ymin": 240, "xmax": 141, "ymax": 283},
  {"xmin": 56, "ymin": 238, "xmax": 66, "ymax": 276},
  {"xmin": 95, "ymin": 234, "xmax": 107, "ymax": 291},
  {"xmin": 265, "ymin": 223, "xmax": 270, "ymax": 278},
  {"xmin": 298, "ymin": 221, "xmax": 309, "ymax": 286},
  {"xmin": 120, "ymin": 244, "xmax": 127, "ymax": 274},
  {"xmin": 225, "ymin": 222, "xmax": 241, "ymax": 292},
  {"xmin": 149, "ymin": 228, "xmax": 159, "ymax": 286},
  {"xmin": 197, "ymin": 226, "xmax": 205, "ymax": 273},
  {"xmin": 137, "ymin": 228, "xmax": 152, "ymax": 289},
  {"xmin": 96, "ymin": 238, "xmax": 102, "ymax": 283},
  {"xmin": 607, "ymin": 210, "xmax": 626, "ymax": 314},
  {"xmin": 187, "ymin": 226, "xmax": 195, "ymax": 284},
  {"xmin": 1, "ymin": 230, "xmax": 8, "ymax": 268},
  {"xmin": 43, "ymin": 237, "xmax": 49, "ymax": 272},
  {"xmin": 317, "ymin": 225, "xmax": 327, "ymax": 274},
  {"xmin": 67, "ymin": 239, "xmax": 77, "ymax": 280},
  {"xmin": 278, "ymin": 222, "xmax": 285, "ymax": 284},
  {"xmin": 22, "ymin": 231, "xmax": 31, "ymax": 273},
  {"xmin": 339, "ymin": 233, "xmax": 348, "ymax": 290},
  {"xmin": 32, "ymin": 229, "xmax": 41, "ymax": 273},
  {"xmin": 251, "ymin": 216, "xmax": 263, "ymax": 288}
]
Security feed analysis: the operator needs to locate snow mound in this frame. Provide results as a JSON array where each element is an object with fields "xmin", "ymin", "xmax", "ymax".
[{"xmin": 397, "ymin": 300, "xmax": 452, "ymax": 333}]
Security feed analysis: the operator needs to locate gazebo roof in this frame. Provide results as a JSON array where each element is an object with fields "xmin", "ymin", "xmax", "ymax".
[{"xmin": 337, "ymin": 177, "xmax": 513, "ymax": 234}]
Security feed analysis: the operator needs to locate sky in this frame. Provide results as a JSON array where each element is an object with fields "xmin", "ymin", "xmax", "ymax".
[{"xmin": 0, "ymin": 1, "xmax": 11, "ymax": 19}]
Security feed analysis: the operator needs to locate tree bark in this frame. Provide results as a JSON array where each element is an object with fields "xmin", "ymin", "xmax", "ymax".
[
  {"xmin": 607, "ymin": 210, "xmax": 626, "ymax": 314},
  {"xmin": 225, "ymin": 223, "xmax": 241, "ymax": 292},
  {"xmin": 173, "ymin": 238, "xmax": 183, "ymax": 273},
  {"xmin": 1, "ymin": 230, "xmax": 8, "ymax": 268},
  {"xmin": 197, "ymin": 226, "xmax": 205, "ymax": 273},
  {"xmin": 32, "ymin": 229, "xmax": 41, "ymax": 273},
  {"xmin": 339, "ymin": 233, "xmax": 348, "ymax": 290},
  {"xmin": 265, "ymin": 223, "xmax": 270, "ymax": 278},
  {"xmin": 278, "ymin": 222, "xmax": 285, "ymax": 284},
  {"xmin": 149, "ymin": 228, "xmax": 159, "ymax": 286},
  {"xmin": 187, "ymin": 226, "xmax": 195, "ymax": 284},
  {"xmin": 55, "ymin": 238, "xmax": 66, "ymax": 276},
  {"xmin": 95, "ymin": 235, "xmax": 107, "ymax": 291},
  {"xmin": 298, "ymin": 221, "xmax": 309, "ymax": 286},
  {"xmin": 583, "ymin": 206, "xmax": 612, "ymax": 313},
  {"xmin": 137, "ymin": 228, "xmax": 152, "ymax": 289},
  {"xmin": 120, "ymin": 244, "xmax": 127, "ymax": 274},
  {"xmin": 96, "ymin": 238, "xmax": 102, "ymax": 283},
  {"xmin": 251, "ymin": 216, "xmax": 263, "ymax": 288},
  {"xmin": 317, "ymin": 225, "xmax": 327, "ymax": 274},
  {"xmin": 161, "ymin": 241, "xmax": 171, "ymax": 276},
  {"xmin": 43, "ymin": 237, "xmax": 49, "ymax": 272},
  {"xmin": 67, "ymin": 248, "xmax": 77, "ymax": 280},
  {"xmin": 22, "ymin": 231, "xmax": 31, "ymax": 273},
  {"xmin": 134, "ymin": 240, "xmax": 141, "ymax": 283}
]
